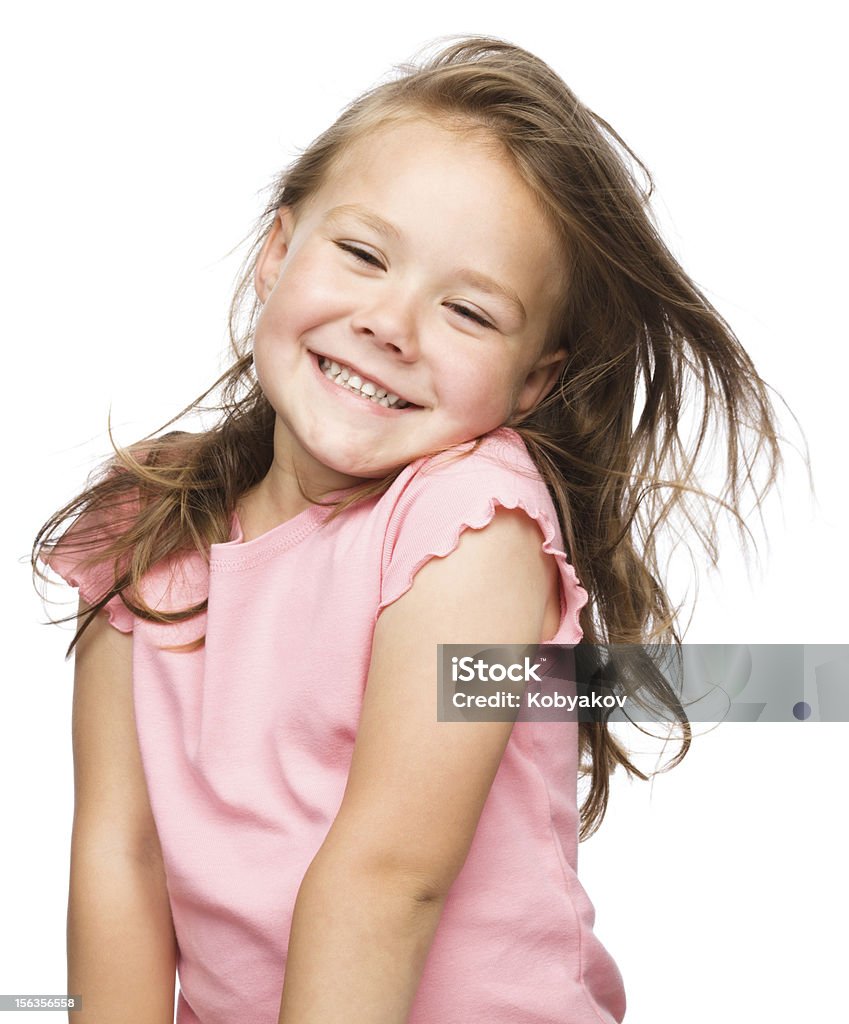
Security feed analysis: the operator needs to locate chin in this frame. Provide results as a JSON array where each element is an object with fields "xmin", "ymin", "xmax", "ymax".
[{"xmin": 306, "ymin": 447, "xmax": 398, "ymax": 484}]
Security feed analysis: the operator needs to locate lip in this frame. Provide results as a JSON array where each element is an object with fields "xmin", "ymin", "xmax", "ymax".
[{"xmin": 309, "ymin": 351, "xmax": 422, "ymax": 411}]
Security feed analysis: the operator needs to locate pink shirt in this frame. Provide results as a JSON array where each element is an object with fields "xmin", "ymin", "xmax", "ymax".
[{"xmin": 46, "ymin": 427, "xmax": 626, "ymax": 1024}]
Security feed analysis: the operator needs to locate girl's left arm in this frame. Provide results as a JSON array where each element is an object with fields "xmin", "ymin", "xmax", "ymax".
[{"xmin": 277, "ymin": 507, "xmax": 561, "ymax": 1024}]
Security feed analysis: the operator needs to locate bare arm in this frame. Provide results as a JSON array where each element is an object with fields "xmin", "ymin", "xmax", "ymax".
[
  {"xmin": 68, "ymin": 599, "xmax": 177, "ymax": 1023},
  {"xmin": 277, "ymin": 509, "xmax": 561, "ymax": 1024}
]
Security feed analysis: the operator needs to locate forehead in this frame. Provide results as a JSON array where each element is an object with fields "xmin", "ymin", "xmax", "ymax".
[{"xmin": 323, "ymin": 117, "xmax": 545, "ymax": 226}]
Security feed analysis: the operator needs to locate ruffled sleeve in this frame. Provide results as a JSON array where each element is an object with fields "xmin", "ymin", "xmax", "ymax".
[
  {"xmin": 377, "ymin": 428, "xmax": 588, "ymax": 645},
  {"xmin": 39, "ymin": 497, "xmax": 138, "ymax": 634}
]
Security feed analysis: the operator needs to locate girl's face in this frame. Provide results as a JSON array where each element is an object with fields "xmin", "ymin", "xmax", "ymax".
[{"xmin": 252, "ymin": 117, "xmax": 567, "ymax": 494}]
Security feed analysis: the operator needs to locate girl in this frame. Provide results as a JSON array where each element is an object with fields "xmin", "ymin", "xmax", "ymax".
[{"xmin": 33, "ymin": 35, "xmax": 782, "ymax": 1024}]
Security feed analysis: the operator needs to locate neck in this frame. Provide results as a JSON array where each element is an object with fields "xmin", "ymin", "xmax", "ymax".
[{"xmin": 237, "ymin": 416, "xmax": 365, "ymax": 540}]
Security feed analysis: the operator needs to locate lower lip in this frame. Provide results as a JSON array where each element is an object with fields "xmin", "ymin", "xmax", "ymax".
[{"xmin": 309, "ymin": 352, "xmax": 418, "ymax": 416}]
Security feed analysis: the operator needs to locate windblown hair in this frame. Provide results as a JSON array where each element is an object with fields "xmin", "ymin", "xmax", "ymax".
[{"xmin": 33, "ymin": 36, "xmax": 784, "ymax": 839}]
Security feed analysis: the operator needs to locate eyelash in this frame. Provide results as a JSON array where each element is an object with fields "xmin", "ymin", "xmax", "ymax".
[
  {"xmin": 336, "ymin": 242, "xmax": 495, "ymax": 330},
  {"xmin": 337, "ymin": 242, "xmax": 384, "ymax": 268},
  {"xmin": 445, "ymin": 304, "xmax": 494, "ymax": 329}
]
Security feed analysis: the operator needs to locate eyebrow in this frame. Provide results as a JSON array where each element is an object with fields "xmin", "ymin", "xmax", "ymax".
[
  {"xmin": 325, "ymin": 204, "xmax": 402, "ymax": 243},
  {"xmin": 450, "ymin": 268, "xmax": 527, "ymax": 326},
  {"xmin": 323, "ymin": 204, "xmax": 527, "ymax": 325}
]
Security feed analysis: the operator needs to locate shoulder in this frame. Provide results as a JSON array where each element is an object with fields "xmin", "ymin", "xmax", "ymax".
[
  {"xmin": 37, "ymin": 454, "xmax": 155, "ymax": 634},
  {"xmin": 376, "ymin": 428, "xmax": 587, "ymax": 643},
  {"xmin": 382, "ymin": 428, "xmax": 556, "ymax": 551},
  {"xmin": 408, "ymin": 427, "xmax": 544, "ymax": 490}
]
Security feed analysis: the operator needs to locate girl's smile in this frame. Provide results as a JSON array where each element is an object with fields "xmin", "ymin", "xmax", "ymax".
[
  {"xmin": 250, "ymin": 116, "xmax": 567, "ymax": 509},
  {"xmin": 311, "ymin": 351, "xmax": 421, "ymax": 411}
]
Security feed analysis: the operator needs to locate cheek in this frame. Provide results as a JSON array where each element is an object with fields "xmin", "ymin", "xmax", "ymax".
[
  {"xmin": 251, "ymin": 306, "xmax": 294, "ymax": 384},
  {"xmin": 257, "ymin": 257, "xmax": 352, "ymax": 343},
  {"xmin": 438, "ymin": 355, "xmax": 516, "ymax": 420}
]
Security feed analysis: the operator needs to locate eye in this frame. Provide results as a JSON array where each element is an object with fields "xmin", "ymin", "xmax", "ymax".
[
  {"xmin": 336, "ymin": 242, "xmax": 385, "ymax": 269},
  {"xmin": 445, "ymin": 302, "xmax": 495, "ymax": 330}
]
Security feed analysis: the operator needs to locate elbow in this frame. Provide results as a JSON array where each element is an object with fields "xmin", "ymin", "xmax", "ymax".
[
  {"xmin": 306, "ymin": 838, "xmax": 459, "ymax": 908},
  {"xmin": 389, "ymin": 868, "xmax": 453, "ymax": 907},
  {"xmin": 71, "ymin": 819, "xmax": 166, "ymax": 873}
]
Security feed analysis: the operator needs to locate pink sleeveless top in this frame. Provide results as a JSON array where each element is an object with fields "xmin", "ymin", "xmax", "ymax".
[{"xmin": 44, "ymin": 427, "xmax": 626, "ymax": 1024}]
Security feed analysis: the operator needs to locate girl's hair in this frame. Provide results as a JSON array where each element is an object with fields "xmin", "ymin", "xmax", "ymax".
[{"xmin": 33, "ymin": 35, "xmax": 785, "ymax": 839}]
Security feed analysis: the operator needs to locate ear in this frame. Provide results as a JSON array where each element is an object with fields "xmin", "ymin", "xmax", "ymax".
[
  {"xmin": 513, "ymin": 347, "xmax": 567, "ymax": 416},
  {"xmin": 254, "ymin": 207, "xmax": 296, "ymax": 303}
]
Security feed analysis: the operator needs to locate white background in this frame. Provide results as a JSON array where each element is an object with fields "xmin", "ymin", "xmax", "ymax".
[{"xmin": 3, "ymin": 1, "xmax": 846, "ymax": 1021}]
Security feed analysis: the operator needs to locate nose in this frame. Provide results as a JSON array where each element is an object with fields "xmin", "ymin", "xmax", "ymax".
[{"xmin": 351, "ymin": 290, "xmax": 420, "ymax": 361}]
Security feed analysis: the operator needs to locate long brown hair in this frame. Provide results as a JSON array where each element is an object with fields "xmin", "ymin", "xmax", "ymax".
[{"xmin": 33, "ymin": 35, "xmax": 785, "ymax": 839}]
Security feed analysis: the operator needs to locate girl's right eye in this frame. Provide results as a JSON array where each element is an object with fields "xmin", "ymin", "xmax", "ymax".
[{"xmin": 336, "ymin": 242, "xmax": 385, "ymax": 269}]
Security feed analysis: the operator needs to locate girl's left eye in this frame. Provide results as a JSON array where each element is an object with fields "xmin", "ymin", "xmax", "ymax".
[
  {"xmin": 336, "ymin": 242, "xmax": 384, "ymax": 269},
  {"xmin": 445, "ymin": 303, "xmax": 495, "ymax": 329}
]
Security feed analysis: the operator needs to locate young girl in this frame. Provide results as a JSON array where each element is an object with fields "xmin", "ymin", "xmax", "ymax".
[{"xmin": 34, "ymin": 36, "xmax": 782, "ymax": 1024}]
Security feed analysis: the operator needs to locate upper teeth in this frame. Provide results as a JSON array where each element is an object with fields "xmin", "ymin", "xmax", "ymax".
[{"xmin": 319, "ymin": 357, "xmax": 411, "ymax": 409}]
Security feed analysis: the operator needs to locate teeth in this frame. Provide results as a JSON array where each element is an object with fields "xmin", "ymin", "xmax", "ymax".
[{"xmin": 317, "ymin": 355, "xmax": 413, "ymax": 410}]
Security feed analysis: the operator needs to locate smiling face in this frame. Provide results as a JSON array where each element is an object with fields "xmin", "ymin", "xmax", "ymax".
[{"xmin": 252, "ymin": 116, "xmax": 567, "ymax": 497}]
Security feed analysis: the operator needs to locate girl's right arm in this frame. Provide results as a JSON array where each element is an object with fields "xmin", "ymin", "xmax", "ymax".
[{"xmin": 68, "ymin": 598, "xmax": 177, "ymax": 1024}]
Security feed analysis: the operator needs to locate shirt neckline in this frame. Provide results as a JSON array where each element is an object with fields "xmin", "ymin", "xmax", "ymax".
[{"xmin": 209, "ymin": 485, "xmax": 359, "ymax": 571}]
